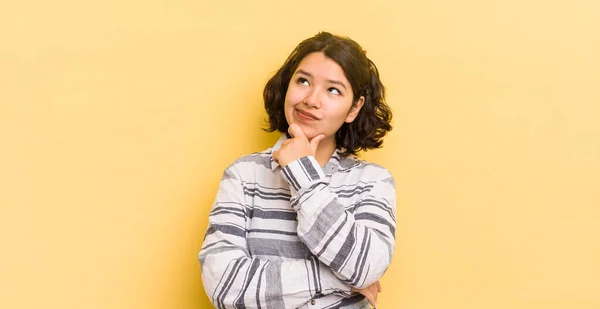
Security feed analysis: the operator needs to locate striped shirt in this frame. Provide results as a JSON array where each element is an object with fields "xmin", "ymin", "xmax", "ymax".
[{"xmin": 199, "ymin": 135, "xmax": 396, "ymax": 309}]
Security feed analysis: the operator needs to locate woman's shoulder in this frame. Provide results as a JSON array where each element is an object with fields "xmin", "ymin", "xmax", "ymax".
[
  {"xmin": 224, "ymin": 148, "xmax": 275, "ymax": 175},
  {"xmin": 349, "ymin": 158, "xmax": 394, "ymax": 183},
  {"xmin": 341, "ymin": 154, "xmax": 388, "ymax": 173}
]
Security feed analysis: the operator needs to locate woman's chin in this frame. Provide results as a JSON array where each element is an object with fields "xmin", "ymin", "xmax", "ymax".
[{"xmin": 302, "ymin": 130, "xmax": 321, "ymax": 140}]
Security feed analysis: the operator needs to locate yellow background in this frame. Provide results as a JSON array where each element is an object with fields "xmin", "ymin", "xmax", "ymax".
[{"xmin": 1, "ymin": 0, "xmax": 599, "ymax": 308}]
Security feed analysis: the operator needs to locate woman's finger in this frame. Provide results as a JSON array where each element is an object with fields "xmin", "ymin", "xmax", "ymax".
[
  {"xmin": 367, "ymin": 285, "xmax": 377, "ymax": 307},
  {"xmin": 374, "ymin": 287, "xmax": 378, "ymax": 305},
  {"xmin": 287, "ymin": 123, "xmax": 307, "ymax": 140},
  {"xmin": 367, "ymin": 291, "xmax": 376, "ymax": 307}
]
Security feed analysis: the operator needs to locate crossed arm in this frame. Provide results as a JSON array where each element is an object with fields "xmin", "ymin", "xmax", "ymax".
[
  {"xmin": 199, "ymin": 170, "xmax": 353, "ymax": 309},
  {"xmin": 199, "ymin": 160, "xmax": 395, "ymax": 308}
]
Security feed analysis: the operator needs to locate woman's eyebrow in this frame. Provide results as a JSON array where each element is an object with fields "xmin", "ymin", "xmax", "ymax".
[{"xmin": 296, "ymin": 70, "xmax": 347, "ymax": 90}]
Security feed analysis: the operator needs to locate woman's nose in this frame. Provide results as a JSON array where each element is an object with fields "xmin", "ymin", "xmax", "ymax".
[{"xmin": 304, "ymin": 89, "xmax": 320, "ymax": 108}]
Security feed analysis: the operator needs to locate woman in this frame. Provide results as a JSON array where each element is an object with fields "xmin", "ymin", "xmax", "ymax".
[{"xmin": 199, "ymin": 32, "xmax": 395, "ymax": 309}]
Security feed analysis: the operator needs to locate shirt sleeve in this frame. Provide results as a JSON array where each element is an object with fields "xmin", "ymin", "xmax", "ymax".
[
  {"xmin": 280, "ymin": 156, "xmax": 396, "ymax": 289},
  {"xmin": 198, "ymin": 166, "xmax": 351, "ymax": 309}
]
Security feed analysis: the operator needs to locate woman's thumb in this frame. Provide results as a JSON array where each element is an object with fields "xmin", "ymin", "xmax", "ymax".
[{"xmin": 310, "ymin": 134, "xmax": 325, "ymax": 151}]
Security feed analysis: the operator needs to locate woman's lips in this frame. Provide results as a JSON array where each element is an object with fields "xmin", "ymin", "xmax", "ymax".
[{"xmin": 297, "ymin": 109, "xmax": 319, "ymax": 121}]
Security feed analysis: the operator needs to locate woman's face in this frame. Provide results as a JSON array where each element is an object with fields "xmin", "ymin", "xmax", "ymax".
[{"xmin": 284, "ymin": 52, "xmax": 364, "ymax": 146}]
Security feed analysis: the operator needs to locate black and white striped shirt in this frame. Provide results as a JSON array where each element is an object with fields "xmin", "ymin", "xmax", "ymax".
[{"xmin": 199, "ymin": 135, "xmax": 396, "ymax": 309}]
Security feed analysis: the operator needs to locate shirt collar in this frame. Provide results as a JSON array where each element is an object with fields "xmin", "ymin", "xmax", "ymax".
[{"xmin": 269, "ymin": 134, "xmax": 360, "ymax": 175}]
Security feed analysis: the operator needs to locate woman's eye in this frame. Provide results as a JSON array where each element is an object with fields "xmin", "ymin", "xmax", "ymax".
[
  {"xmin": 298, "ymin": 78, "xmax": 309, "ymax": 86},
  {"xmin": 328, "ymin": 87, "xmax": 341, "ymax": 95}
]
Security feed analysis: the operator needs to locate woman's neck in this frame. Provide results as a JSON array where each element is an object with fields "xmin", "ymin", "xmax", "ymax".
[{"xmin": 314, "ymin": 137, "xmax": 337, "ymax": 167}]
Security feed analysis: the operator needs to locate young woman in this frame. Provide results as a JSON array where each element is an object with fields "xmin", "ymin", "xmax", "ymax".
[{"xmin": 199, "ymin": 32, "xmax": 395, "ymax": 309}]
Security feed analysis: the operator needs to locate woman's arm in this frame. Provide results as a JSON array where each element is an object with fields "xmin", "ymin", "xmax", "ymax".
[
  {"xmin": 199, "ymin": 167, "xmax": 351, "ymax": 309},
  {"xmin": 280, "ymin": 156, "xmax": 396, "ymax": 289}
]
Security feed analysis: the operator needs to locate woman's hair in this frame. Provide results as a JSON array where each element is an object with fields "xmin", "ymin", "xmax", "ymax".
[{"xmin": 263, "ymin": 31, "xmax": 393, "ymax": 156}]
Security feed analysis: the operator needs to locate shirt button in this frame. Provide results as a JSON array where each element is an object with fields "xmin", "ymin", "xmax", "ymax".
[{"xmin": 310, "ymin": 299, "xmax": 316, "ymax": 305}]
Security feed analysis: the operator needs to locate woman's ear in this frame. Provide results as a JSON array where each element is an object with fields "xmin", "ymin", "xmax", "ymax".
[{"xmin": 345, "ymin": 96, "xmax": 365, "ymax": 123}]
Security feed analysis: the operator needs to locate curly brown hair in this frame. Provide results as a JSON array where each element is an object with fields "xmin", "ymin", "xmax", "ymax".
[{"xmin": 263, "ymin": 32, "xmax": 392, "ymax": 156}]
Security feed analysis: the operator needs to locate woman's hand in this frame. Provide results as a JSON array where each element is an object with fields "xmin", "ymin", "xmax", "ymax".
[
  {"xmin": 272, "ymin": 123, "xmax": 324, "ymax": 168},
  {"xmin": 351, "ymin": 281, "xmax": 382, "ymax": 307}
]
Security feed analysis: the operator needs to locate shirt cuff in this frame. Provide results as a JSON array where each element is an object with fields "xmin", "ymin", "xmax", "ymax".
[
  {"xmin": 280, "ymin": 156, "xmax": 325, "ymax": 193},
  {"xmin": 319, "ymin": 263, "xmax": 352, "ymax": 297}
]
